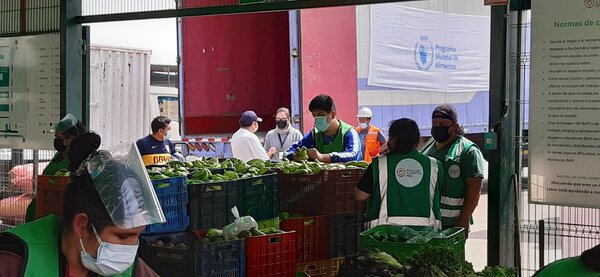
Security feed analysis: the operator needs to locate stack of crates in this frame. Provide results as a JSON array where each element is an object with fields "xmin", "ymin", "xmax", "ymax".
[
  {"xmin": 278, "ymin": 168, "xmax": 366, "ymax": 277},
  {"xmin": 35, "ymin": 175, "xmax": 71, "ymax": 219}
]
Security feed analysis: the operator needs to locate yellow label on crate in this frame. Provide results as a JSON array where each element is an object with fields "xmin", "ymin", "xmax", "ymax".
[{"xmin": 142, "ymin": 154, "xmax": 171, "ymax": 166}]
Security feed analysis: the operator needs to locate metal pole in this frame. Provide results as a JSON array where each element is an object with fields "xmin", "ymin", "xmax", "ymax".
[{"xmin": 539, "ymin": 219, "xmax": 545, "ymax": 269}]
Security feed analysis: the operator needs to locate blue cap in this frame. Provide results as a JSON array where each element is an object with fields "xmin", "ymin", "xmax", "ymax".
[{"xmin": 240, "ymin": 111, "xmax": 262, "ymax": 127}]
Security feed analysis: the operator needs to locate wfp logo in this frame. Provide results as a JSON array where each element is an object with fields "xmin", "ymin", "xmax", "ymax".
[
  {"xmin": 586, "ymin": 0, "xmax": 600, "ymax": 8},
  {"xmin": 414, "ymin": 36, "xmax": 434, "ymax": 71}
]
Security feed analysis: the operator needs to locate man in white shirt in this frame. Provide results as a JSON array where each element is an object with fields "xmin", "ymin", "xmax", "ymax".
[{"xmin": 231, "ymin": 111, "xmax": 275, "ymax": 162}]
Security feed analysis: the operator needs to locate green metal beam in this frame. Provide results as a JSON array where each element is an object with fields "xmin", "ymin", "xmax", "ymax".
[
  {"xmin": 76, "ymin": 0, "xmax": 416, "ymax": 24},
  {"xmin": 487, "ymin": 4, "xmax": 508, "ymax": 267},
  {"xmin": 60, "ymin": 0, "xmax": 88, "ymax": 126}
]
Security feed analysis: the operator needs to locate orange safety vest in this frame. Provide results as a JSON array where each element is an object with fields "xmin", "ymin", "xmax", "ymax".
[{"xmin": 356, "ymin": 125, "xmax": 381, "ymax": 163}]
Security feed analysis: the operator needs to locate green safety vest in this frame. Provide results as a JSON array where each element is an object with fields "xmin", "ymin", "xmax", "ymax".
[
  {"xmin": 422, "ymin": 136, "xmax": 477, "ymax": 228},
  {"xmin": 534, "ymin": 257, "xmax": 599, "ymax": 277},
  {"xmin": 43, "ymin": 153, "xmax": 70, "ymax": 176},
  {"xmin": 313, "ymin": 120, "xmax": 355, "ymax": 155},
  {"xmin": 3, "ymin": 215, "xmax": 135, "ymax": 277},
  {"xmin": 364, "ymin": 150, "xmax": 442, "ymax": 229}
]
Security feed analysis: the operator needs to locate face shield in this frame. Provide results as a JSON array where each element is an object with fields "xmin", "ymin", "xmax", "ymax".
[{"xmin": 86, "ymin": 143, "xmax": 165, "ymax": 229}]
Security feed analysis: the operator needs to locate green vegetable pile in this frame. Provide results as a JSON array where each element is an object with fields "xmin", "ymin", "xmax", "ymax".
[
  {"xmin": 198, "ymin": 227, "xmax": 283, "ymax": 243},
  {"xmin": 54, "ymin": 169, "xmax": 71, "ymax": 177},
  {"xmin": 146, "ymin": 158, "xmax": 273, "ymax": 184},
  {"xmin": 368, "ymin": 226, "xmax": 446, "ymax": 244},
  {"xmin": 338, "ymin": 245, "xmax": 517, "ymax": 277}
]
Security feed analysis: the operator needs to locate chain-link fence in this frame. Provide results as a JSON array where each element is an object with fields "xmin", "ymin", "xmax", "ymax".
[
  {"xmin": 514, "ymin": 10, "xmax": 600, "ymax": 276},
  {"xmin": 0, "ymin": 148, "xmax": 55, "ymax": 232}
]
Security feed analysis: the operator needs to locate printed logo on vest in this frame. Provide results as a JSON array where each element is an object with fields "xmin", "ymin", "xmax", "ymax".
[
  {"xmin": 395, "ymin": 158, "xmax": 424, "ymax": 188},
  {"xmin": 448, "ymin": 164, "xmax": 461, "ymax": 179}
]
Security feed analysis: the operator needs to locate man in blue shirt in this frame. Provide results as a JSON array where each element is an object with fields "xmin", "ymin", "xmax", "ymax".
[
  {"xmin": 286, "ymin": 94, "xmax": 361, "ymax": 163},
  {"xmin": 136, "ymin": 116, "xmax": 183, "ymax": 166}
]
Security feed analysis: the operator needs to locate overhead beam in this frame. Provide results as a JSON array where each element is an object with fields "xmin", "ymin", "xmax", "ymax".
[{"xmin": 76, "ymin": 0, "xmax": 416, "ymax": 23}]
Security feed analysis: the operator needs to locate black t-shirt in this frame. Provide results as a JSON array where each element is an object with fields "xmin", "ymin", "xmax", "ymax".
[{"xmin": 356, "ymin": 164, "xmax": 375, "ymax": 195}]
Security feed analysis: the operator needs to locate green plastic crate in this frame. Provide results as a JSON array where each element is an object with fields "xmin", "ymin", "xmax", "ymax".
[
  {"xmin": 258, "ymin": 217, "xmax": 280, "ymax": 231},
  {"xmin": 358, "ymin": 225, "xmax": 465, "ymax": 260}
]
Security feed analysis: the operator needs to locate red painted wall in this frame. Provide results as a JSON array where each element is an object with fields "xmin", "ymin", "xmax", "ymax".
[
  {"xmin": 181, "ymin": 12, "xmax": 291, "ymax": 135},
  {"xmin": 299, "ymin": 7, "xmax": 359, "ymax": 133}
]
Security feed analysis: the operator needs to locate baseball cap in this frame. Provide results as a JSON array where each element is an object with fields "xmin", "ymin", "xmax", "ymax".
[
  {"xmin": 432, "ymin": 104, "xmax": 458, "ymax": 122},
  {"xmin": 240, "ymin": 111, "xmax": 262, "ymax": 126}
]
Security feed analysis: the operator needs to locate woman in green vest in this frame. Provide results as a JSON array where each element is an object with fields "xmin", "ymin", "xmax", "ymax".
[
  {"xmin": 533, "ymin": 244, "xmax": 600, "ymax": 276},
  {"xmin": 0, "ymin": 133, "xmax": 163, "ymax": 277},
  {"xmin": 25, "ymin": 114, "xmax": 87, "ymax": 222},
  {"xmin": 355, "ymin": 118, "xmax": 443, "ymax": 229}
]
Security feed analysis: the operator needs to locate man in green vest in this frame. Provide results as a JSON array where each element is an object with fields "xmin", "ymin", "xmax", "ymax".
[
  {"xmin": 286, "ymin": 94, "xmax": 361, "ymax": 163},
  {"xmin": 355, "ymin": 118, "xmax": 442, "ymax": 228},
  {"xmin": 421, "ymin": 104, "xmax": 485, "ymax": 236},
  {"xmin": 0, "ymin": 135, "xmax": 162, "ymax": 277}
]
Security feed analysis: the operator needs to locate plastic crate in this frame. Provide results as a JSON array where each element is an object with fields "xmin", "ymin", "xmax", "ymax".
[
  {"xmin": 281, "ymin": 216, "xmax": 327, "ymax": 263},
  {"xmin": 188, "ymin": 180, "xmax": 239, "ymax": 231},
  {"xmin": 358, "ymin": 225, "xmax": 466, "ymax": 260},
  {"xmin": 139, "ymin": 232, "xmax": 246, "ymax": 277},
  {"xmin": 189, "ymin": 174, "xmax": 278, "ymax": 231},
  {"xmin": 327, "ymin": 213, "xmax": 364, "ymax": 258},
  {"xmin": 246, "ymin": 231, "xmax": 298, "ymax": 277},
  {"xmin": 35, "ymin": 175, "xmax": 71, "ymax": 219},
  {"xmin": 258, "ymin": 217, "xmax": 281, "ymax": 231},
  {"xmin": 327, "ymin": 258, "xmax": 344, "ymax": 277},
  {"xmin": 297, "ymin": 260, "xmax": 328, "ymax": 277},
  {"xmin": 144, "ymin": 177, "xmax": 190, "ymax": 234},
  {"xmin": 279, "ymin": 169, "xmax": 364, "ymax": 215},
  {"xmin": 236, "ymin": 173, "xmax": 279, "ymax": 222}
]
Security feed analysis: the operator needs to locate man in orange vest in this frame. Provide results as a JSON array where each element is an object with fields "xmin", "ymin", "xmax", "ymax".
[{"xmin": 355, "ymin": 107, "xmax": 387, "ymax": 163}]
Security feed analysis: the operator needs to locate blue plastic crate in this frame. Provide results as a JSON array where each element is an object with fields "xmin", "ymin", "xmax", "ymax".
[{"xmin": 143, "ymin": 176, "xmax": 190, "ymax": 234}]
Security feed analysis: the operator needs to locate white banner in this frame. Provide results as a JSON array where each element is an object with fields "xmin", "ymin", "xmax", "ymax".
[{"xmin": 368, "ymin": 5, "xmax": 490, "ymax": 92}]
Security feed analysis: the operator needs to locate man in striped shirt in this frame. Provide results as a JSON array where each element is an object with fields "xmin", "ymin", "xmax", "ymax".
[
  {"xmin": 422, "ymin": 104, "xmax": 485, "ymax": 237},
  {"xmin": 286, "ymin": 94, "xmax": 361, "ymax": 163}
]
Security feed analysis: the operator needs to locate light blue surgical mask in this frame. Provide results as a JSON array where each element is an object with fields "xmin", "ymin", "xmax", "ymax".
[
  {"xmin": 80, "ymin": 225, "xmax": 139, "ymax": 276},
  {"xmin": 314, "ymin": 116, "xmax": 331, "ymax": 132},
  {"xmin": 165, "ymin": 130, "xmax": 173, "ymax": 140}
]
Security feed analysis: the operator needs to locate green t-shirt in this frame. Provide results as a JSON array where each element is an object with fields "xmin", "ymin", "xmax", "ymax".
[{"xmin": 422, "ymin": 139, "xmax": 485, "ymax": 180}]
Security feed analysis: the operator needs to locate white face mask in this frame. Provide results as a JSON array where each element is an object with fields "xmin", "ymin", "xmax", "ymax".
[
  {"xmin": 359, "ymin": 123, "xmax": 369, "ymax": 129},
  {"xmin": 80, "ymin": 225, "xmax": 139, "ymax": 276},
  {"xmin": 164, "ymin": 129, "xmax": 173, "ymax": 140}
]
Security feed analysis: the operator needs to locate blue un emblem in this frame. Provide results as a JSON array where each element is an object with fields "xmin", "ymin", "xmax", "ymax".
[{"xmin": 414, "ymin": 36, "xmax": 434, "ymax": 71}]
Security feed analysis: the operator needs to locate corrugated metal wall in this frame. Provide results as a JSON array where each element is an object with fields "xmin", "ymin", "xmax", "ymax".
[
  {"xmin": 355, "ymin": 0, "xmax": 491, "ymax": 135},
  {"xmin": 89, "ymin": 45, "xmax": 152, "ymax": 149}
]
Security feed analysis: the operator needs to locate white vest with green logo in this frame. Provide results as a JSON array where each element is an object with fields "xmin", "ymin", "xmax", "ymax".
[{"xmin": 364, "ymin": 150, "xmax": 442, "ymax": 229}]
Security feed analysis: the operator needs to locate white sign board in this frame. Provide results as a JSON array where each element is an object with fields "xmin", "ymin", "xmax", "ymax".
[
  {"xmin": 368, "ymin": 5, "xmax": 490, "ymax": 92},
  {"xmin": 0, "ymin": 35, "xmax": 60, "ymax": 149},
  {"xmin": 530, "ymin": 0, "xmax": 600, "ymax": 208}
]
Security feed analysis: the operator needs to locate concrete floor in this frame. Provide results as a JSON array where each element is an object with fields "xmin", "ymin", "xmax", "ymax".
[{"xmin": 465, "ymin": 193, "xmax": 488, "ymax": 271}]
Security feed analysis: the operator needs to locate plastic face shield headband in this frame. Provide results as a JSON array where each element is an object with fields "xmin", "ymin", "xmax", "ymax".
[{"xmin": 87, "ymin": 143, "xmax": 165, "ymax": 229}]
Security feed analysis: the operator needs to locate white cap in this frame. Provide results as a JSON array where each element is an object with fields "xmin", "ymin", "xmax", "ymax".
[{"xmin": 356, "ymin": 107, "xmax": 373, "ymax": 118}]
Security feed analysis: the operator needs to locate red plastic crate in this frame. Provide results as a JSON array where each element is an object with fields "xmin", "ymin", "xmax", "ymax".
[
  {"xmin": 246, "ymin": 231, "xmax": 297, "ymax": 277},
  {"xmin": 281, "ymin": 216, "xmax": 327, "ymax": 263},
  {"xmin": 278, "ymin": 169, "xmax": 364, "ymax": 215},
  {"xmin": 35, "ymin": 175, "xmax": 71, "ymax": 219}
]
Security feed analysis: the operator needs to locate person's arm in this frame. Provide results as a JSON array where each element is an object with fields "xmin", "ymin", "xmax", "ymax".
[
  {"xmin": 0, "ymin": 251, "xmax": 24, "ymax": 276},
  {"xmin": 377, "ymin": 129, "xmax": 388, "ymax": 144},
  {"xmin": 249, "ymin": 136, "xmax": 270, "ymax": 160},
  {"xmin": 285, "ymin": 131, "xmax": 315, "ymax": 160},
  {"xmin": 354, "ymin": 164, "xmax": 374, "ymax": 201},
  {"xmin": 457, "ymin": 147, "xmax": 485, "ymax": 236},
  {"xmin": 328, "ymin": 129, "xmax": 361, "ymax": 163}
]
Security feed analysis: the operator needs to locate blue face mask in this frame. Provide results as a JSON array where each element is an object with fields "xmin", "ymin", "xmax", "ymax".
[{"xmin": 314, "ymin": 116, "xmax": 331, "ymax": 132}]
